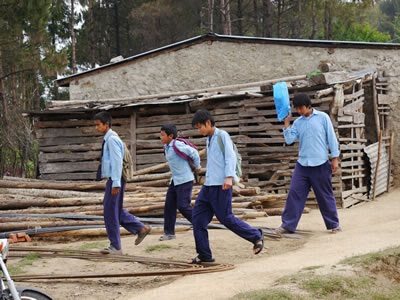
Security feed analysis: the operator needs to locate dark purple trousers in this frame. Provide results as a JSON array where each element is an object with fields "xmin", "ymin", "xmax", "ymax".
[
  {"xmin": 192, "ymin": 186, "xmax": 262, "ymax": 261},
  {"xmin": 103, "ymin": 179, "xmax": 144, "ymax": 250},
  {"xmin": 281, "ymin": 161, "xmax": 340, "ymax": 232},
  {"xmin": 163, "ymin": 180, "xmax": 193, "ymax": 235}
]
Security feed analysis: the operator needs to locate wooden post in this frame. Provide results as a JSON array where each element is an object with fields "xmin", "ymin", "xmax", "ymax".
[
  {"xmin": 372, "ymin": 75, "xmax": 380, "ymax": 138},
  {"xmin": 387, "ymin": 132, "xmax": 394, "ymax": 192},
  {"xmin": 372, "ymin": 131, "xmax": 382, "ymax": 200},
  {"xmin": 130, "ymin": 112, "xmax": 137, "ymax": 171}
]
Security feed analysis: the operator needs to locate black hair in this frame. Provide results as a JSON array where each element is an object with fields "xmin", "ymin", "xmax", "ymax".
[
  {"xmin": 292, "ymin": 93, "xmax": 312, "ymax": 108},
  {"xmin": 94, "ymin": 111, "xmax": 112, "ymax": 127},
  {"xmin": 191, "ymin": 109, "xmax": 215, "ymax": 127},
  {"xmin": 161, "ymin": 124, "xmax": 177, "ymax": 138}
]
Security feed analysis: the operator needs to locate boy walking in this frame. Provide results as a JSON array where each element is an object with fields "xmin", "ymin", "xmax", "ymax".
[
  {"xmin": 274, "ymin": 93, "xmax": 341, "ymax": 235},
  {"xmin": 189, "ymin": 109, "xmax": 263, "ymax": 263},
  {"xmin": 159, "ymin": 124, "xmax": 201, "ymax": 241},
  {"xmin": 94, "ymin": 111, "xmax": 151, "ymax": 254}
]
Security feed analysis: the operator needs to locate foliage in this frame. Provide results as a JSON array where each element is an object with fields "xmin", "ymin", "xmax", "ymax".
[
  {"xmin": 1, "ymin": 0, "xmax": 399, "ymax": 178},
  {"xmin": 333, "ymin": 22, "xmax": 391, "ymax": 42},
  {"xmin": 0, "ymin": 0, "xmax": 67, "ymax": 177}
]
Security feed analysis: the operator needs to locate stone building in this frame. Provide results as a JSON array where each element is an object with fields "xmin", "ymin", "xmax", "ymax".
[{"xmin": 29, "ymin": 33, "xmax": 399, "ymax": 207}]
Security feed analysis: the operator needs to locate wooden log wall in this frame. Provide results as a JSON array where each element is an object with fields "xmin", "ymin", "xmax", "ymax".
[
  {"xmin": 337, "ymin": 85, "xmax": 368, "ymax": 207},
  {"xmin": 34, "ymin": 77, "xmax": 388, "ymax": 209}
]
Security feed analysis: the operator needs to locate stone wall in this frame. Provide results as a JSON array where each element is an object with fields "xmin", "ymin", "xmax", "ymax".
[{"xmin": 67, "ymin": 40, "xmax": 400, "ymax": 181}]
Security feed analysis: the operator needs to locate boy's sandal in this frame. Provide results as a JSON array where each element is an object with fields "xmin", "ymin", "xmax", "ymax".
[
  {"xmin": 100, "ymin": 246, "xmax": 123, "ymax": 255},
  {"xmin": 135, "ymin": 225, "xmax": 152, "ymax": 245},
  {"xmin": 272, "ymin": 226, "xmax": 291, "ymax": 236},
  {"xmin": 188, "ymin": 256, "xmax": 215, "ymax": 264},
  {"xmin": 253, "ymin": 229, "xmax": 264, "ymax": 255},
  {"xmin": 159, "ymin": 234, "xmax": 176, "ymax": 241}
]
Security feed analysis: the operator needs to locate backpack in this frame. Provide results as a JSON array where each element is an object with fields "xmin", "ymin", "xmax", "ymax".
[
  {"xmin": 216, "ymin": 131, "xmax": 242, "ymax": 180},
  {"xmin": 171, "ymin": 137, "xmax": 198, "ymax": 171},
  {"xmin": 110, "ymin": 132, "xmax": 134, "ymax": 182},
  {"xmin": 121, "ymin": 141, "xmax": 134, "ymax": 182}
]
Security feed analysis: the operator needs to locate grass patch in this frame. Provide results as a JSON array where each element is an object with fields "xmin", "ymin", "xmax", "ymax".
[
  {"xmin": 232, "ymin": 288, "xmax": 304, "ymax": 300},
  {"xmin": 300, "ymin": 274, "xmax": 371, "ymax": 298},
  {"xmin": 340, "ymin": 246, "xmax": 400, "ymax": 267},
  {"xmin": 145, "ymin": 244, "xmax": 172, "ymax": 253},
  {"xmin": 7, "ymin": 252, "xmax": 41, "ymax": 275},
  {"xmin": 77, "ymin": 241, "xmax": 107, "ymax": 251},
  {"xmin": 231, "ymin": 246, "xmax": 400, "ymax": 300},
  {"xmin": 301, "ymin": 265, "xmax": 322, "ymax": 271}
]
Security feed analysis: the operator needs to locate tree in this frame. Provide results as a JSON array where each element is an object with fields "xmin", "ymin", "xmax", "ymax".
[{"xmin": 0, "ymin": 0, "xmax": 67, "ymax": 177}]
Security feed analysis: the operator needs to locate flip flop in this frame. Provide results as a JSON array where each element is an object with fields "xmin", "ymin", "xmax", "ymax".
[
  {"xmin": 272, "ymin": 226, "xmax": 292, "ymax": 236},
  {"xmin": 188, "ymin": 256, "xmax": 215, "ymax": 264},
  {"xmin": 253, "ymin": 229, "xmax": 264, "ymax": 255},
  {"xmin": 135, "ymin": 225, "xmax": 152, "ymax": 245}
]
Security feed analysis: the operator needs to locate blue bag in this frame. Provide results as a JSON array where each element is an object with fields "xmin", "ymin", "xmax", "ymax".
[{"xmin": 273, "ymin": 82, "xmax": 290, "ymax": 121}]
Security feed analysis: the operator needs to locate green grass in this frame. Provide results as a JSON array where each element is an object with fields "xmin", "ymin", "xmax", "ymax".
[
  {"xmin": 300, "ymin": 274, "xmax": 371, "ymax": 298},
  {"xmin": 232, "ymin": 289, "xmax": 305, "ymax": 300},
  {"xmin": 145, "ymin": 244, "xmax": 172, "ymax": 253},
  {"xmin": 301, "ymin": 265, "xmax": 323, "ymax": 271},
  {"xmin": 77, "ymin": 241, "xmax": 107, "ymax": 251},
  {"xmin": 7, "ymin": 252, "xmax": 41, "ymax": 275},
  {"xmin": 231, "ymin": 246, "xmax": 400, "ymax": 300},
  {"xmin": 340, "ymin": 246, "xmax": 400, "ymax": 267}
]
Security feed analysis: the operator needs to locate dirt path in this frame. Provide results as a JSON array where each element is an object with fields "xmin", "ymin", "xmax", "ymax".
[
  {"xmin": 132, "ymin": 188, "xmax": 400, "ymax": 300},
  {"xmin": 13, "ymin": 188, "xmax": 400, "ymax": 300}
]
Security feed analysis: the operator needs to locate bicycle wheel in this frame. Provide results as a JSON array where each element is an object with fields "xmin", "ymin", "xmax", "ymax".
[{"xmin": 20, "ymin": 289, "xmax": 52, "ymax": 300}]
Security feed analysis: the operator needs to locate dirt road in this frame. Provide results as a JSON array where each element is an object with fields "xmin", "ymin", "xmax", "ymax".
[
  {"xmin": 132, "ymin": 188, "xmax": 400, "ymax": 300},
  {"xmin": 16, "ymin": 188, "xmax": 400, "ymax": 300}
]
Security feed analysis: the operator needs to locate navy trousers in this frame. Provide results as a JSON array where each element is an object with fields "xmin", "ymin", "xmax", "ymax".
[
  {"xmin": 103, "ymin": 179, "xmax": 144, "ymax": 250},
  {"xmin": 164, "ymin": 180, "xmax": 193, "ymax": 235},
  {"xmin": 281, "ymin": 161, "xmax": 340, "ymax": 232},
  {"xmin": 192, "ymin": 185, "xmax": 262, "ymax": 261}
]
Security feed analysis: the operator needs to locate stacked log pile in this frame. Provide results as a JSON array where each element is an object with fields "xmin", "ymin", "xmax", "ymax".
[{"xmin": 0, "ymin": 175, "xmax": 289, "ymax": 239}]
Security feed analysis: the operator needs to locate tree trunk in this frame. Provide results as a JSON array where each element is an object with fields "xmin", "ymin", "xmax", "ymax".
[
  {"xmin": 88, "ymin": 0, "xmax": 96, "ymax": 68},
  {"xmin": 113, "ymin": 1, "xmax": 121, "ymax": 56},
  {"xmin": 263, "ymin": 0, "xmax": 273, "ymax": 37},
  {"xmin": 324, "ymin": 0, "xmax": 333, "ymax": 40},
  {"xmin": 208, "ymin": 0, "xmax": 215, "ymax": 32},
  {"xmin": 252, "ymin": 0, "xmax": 260, "ymax": 36},
  {"xmin": 310, "ymin": 0, "xmax": 318, "ymax": 39},
  {"xmin": 0, "ymin": 47, "xmax": 8, "ymax": 122},
  {"xmin": 220, "ymin": 0, "xmax": 232, "ymax": 35},
  {"xmin": 70, "ymin": 0, "xmax": 77, "ymax": 73},
  {"xmin": 236, "ymin": 0, "xmax": 243, "ymax": 35},
  {"xmin": 276, "ymin": 0, "xmax": 283, "ymax": 37}
]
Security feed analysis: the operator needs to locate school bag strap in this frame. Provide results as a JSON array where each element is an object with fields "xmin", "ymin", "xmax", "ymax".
[
  {"xmin": 216, "ymin": 130, "xmax": 243, "ymax": 180},
  {"xmin": 171, "ymin": 137, "xmax": 198, "ymax": 171},
  {"xmin": 109, "ymin": 131, "xmax": 134, "ymax": 182}
]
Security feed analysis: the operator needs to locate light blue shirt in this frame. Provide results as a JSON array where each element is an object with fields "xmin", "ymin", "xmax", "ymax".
[
  {"xmin": 205, "ymin": 128, "xmax": 236, "ymax": 186},
  {"xmin": 164, "ymin": 139, "xmax": 201, "ymax": 185},
  {"xmin": 283, "ymin": 109, "xmax": 340, "ymax": 167},
  {"xmin": 101, "ymin": 129, "xmax": 123, "ymax": 187}
]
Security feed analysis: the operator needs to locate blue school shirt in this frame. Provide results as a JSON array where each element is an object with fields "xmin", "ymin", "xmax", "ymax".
[
  {"xmin": 101, "ymin": 129, "xmax": 124, "ymax": 187},
  {"xmin": 283, "ymin": 109, "xmax": 340, "ymax": 167},
  {"xmin": 164, "ymin": 139, "xmax": 201, "ymax": 185},
  {"xmin": 205, "ymin": 128, "xmax": 236, "ymax": 186}
]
